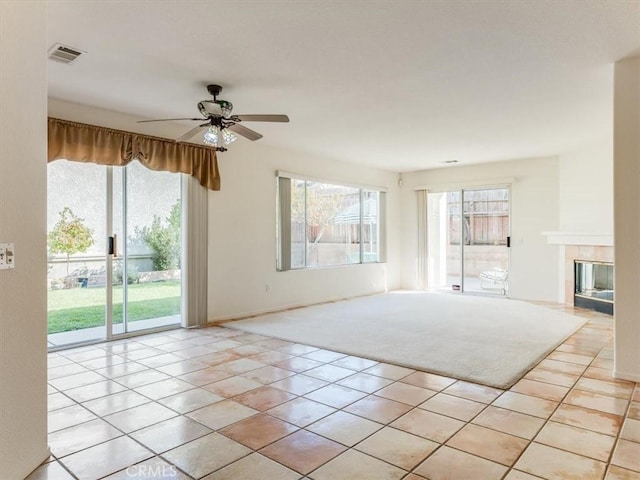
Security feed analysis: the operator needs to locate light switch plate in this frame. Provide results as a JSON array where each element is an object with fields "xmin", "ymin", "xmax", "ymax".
[{"xmin": 0, "ymin": 243, "xmax": 15, "ymax": 269}]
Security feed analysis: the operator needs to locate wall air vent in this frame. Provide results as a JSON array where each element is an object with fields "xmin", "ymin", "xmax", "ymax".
[{"xmin": 48, "ymin": 44, "xmax": 84, "ymax": 64}]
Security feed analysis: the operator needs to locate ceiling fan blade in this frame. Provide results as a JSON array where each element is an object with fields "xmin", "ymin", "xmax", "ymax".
[
  {"xmin": 227, "ymin": 123, "xmax": 263, "ymax": 141},
  {"xmin": 176, "ymin": 124, "xmax": 208, "ymax": 142},
  {"xmin": 233, "ymin": 114, "xmax": 289, "ymax": 123},
  {"xmin": 137, "ymin": 117, "xmax": 204, "ymax": 123}
]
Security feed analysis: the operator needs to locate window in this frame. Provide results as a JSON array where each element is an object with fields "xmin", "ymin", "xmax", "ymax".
[{"xmin": 278, "ymin": 175, "xmax": 386, "ymax": 270}]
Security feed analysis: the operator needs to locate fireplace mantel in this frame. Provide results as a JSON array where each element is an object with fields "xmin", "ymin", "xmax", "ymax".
[{"xmin": 542, "ymin": 231, "xmax": 613, "ymax": 247}]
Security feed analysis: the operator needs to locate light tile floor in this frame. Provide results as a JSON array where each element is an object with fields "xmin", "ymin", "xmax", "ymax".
[{"xmin": 28, "ymin": 305, "xmax": 640, "ymax": 480}]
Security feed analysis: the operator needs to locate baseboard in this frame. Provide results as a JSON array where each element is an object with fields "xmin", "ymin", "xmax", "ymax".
[
  {"xmin": 207, "ymin": 290, "xmax": 385, "ymax": 325},
  {"xmin": 21, "ymin": 447, "xmax": 52, "ymax": 479},
  {"xmin": 613, "ymin": 369, "xmax": 640, "ymax": 383}
]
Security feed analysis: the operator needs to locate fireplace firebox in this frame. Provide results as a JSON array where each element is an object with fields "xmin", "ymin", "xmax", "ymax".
[{"xmin": 574, "ymin": 260, "xmax": 613, "ymax": 315}]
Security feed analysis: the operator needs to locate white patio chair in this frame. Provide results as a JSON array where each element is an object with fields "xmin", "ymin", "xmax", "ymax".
[{"xmin": 479, "ymin": 267, "xmax": 508, "ymax": 295}]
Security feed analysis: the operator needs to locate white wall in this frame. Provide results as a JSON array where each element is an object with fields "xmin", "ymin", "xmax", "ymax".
[
  {"xmin": 208, "ymin": 140, "xmax": 401, "ymax": 320},
  {"xmin": 46, "ymin": 99, "xmax": 402, "ymax": 321},
  {"xmin": 400, "ymin": 157, "xmax": 560, "ymax": 302},
  {"xmin": 613, "ymin": 55, "xmax": 640, "ymax": 382},
  {"xmin": 0, "ymin": 1, "xmax": 49, "ymax": 478},
  {"xmin": 558, "ymin": 136, "xmax": 613, "ymax": 234}
]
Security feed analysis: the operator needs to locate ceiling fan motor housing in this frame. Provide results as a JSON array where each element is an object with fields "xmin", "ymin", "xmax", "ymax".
[{"xmin": 198, "ymin": 99, "xmax": 233, "ymax": 118}]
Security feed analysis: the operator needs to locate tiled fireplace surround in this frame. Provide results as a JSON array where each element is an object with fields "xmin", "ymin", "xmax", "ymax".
[{"xmin": 562, "ymin": 245, "xmax": 614, "ymax": 306}]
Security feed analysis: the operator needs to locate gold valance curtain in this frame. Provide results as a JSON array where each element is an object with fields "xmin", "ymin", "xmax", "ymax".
[{"xmin": 47, "ymin": 117, "xmax": 220, "ymax": 190}]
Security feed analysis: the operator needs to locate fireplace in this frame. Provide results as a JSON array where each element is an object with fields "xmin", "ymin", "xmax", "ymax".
[
  {"xmin": 574, "ymin": 260, "xmax": 614, "ymax": 314},
  {"xmin": 541, "ymin": 233, "xmax": 614, "ymax": 311}
]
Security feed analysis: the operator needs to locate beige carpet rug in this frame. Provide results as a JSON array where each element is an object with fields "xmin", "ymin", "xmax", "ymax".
[{"xmin": 226, "ymin": 292, "xmax": 586, "ymax": 388}]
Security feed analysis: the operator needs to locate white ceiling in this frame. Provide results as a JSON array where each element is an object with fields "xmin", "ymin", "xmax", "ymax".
[{"xmin": 47, "ymin": 1, "xmax": 640, "ymax": 172}]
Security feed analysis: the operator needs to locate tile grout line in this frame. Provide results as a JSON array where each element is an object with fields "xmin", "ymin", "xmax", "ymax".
[
  {"xmin": 602, "ymin": 382, "xmax": 640, "ymax": 476},
  {"xmin": 497, "ymin": 317, "xmax": 625, "ymax": 479},
  {"xmin": 43, "ymin": 309, "xmax": 638, "ymax": 480}
]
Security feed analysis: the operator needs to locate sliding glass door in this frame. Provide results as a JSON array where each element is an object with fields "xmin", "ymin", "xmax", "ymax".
[
  {"xmin": 47, "ymin": 162, "xmax": 108, "ymax": 346},
  {"xmin": 112, "ymin": 161, "xmax": 182, "ymax": 335},
  {"xmin": 47, "ymin": 160, "xmax": 182, "ymax": 348},
  {"xmin": 461, "ymin": 188, "xmax": 510, "ymax": 294},
  {"xmin": 427, "ymin": 187, "xmax": 510, "ymax": 295}
]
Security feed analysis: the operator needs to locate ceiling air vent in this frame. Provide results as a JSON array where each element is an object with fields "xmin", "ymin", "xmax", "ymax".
[{"xmin": 48, "ymin": 44, "xmax": 84, "ymax": 64}]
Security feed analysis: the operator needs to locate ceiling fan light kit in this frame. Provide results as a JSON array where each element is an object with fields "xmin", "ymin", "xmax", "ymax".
[
  {"xmin": 137, "ymin": 84, "xmax": 289, "ymax": 151},
  {"xmin": 203, "ymin": 125, "xmax": 238, "ymax": 147}
]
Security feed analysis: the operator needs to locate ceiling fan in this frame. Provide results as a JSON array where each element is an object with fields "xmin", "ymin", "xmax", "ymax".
[{"xmin": 137, "ymin": 84, "xmax": 289, "ymax": 151}]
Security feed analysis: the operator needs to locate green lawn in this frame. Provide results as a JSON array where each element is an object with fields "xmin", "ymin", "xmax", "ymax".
[{"xmin": 48, "ymin": 281, "xmax": 180, "ymax": 334}]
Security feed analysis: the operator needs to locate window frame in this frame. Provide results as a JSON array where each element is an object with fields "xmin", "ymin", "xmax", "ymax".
[{"xmin": 276, "ymin": 172, "xmax": 387, "ymax": 271}]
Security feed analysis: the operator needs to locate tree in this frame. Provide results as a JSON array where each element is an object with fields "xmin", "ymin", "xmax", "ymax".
[
  {"xmin": 48, "ymin": 207, "xmax": 95, "ymax": 276},
  {"xmin": 291, "ymin": 182, "xmax": 353, "ymax": 264},
  {"xmin": 291, "ymin": 181, "xmax": 341, "ymax": 243},
  {"xmin": 137, "ymin": 199, "xmax": 181, "ymax": 271}
]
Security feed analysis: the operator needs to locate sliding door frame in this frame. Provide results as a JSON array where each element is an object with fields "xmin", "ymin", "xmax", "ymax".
[
  {"xmin": 47, "ymin": 162, "xmax": 188, "ymax": 351},
  {"xmin": 419, "ymin": 180, "xmax": 512, "ymax": 296},
  {"xmin": 109, "ymin": 163, "xmax": 184, "ymax": 339},
  {"xmin": 106, "ymin": 167, "xmax": 114, "ymax": 340},
  {"xmin": 459, "ymin": 185, "xmax": 511, "ymax": 295}
]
